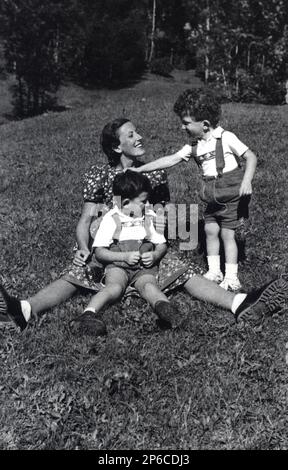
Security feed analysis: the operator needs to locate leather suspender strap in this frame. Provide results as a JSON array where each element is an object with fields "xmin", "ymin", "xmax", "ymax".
[
  {"xmin": 215, "ymin": 132, "xmax": 225, "ymax": 177},
  {"xmin": 112, "ymin": 212, "xmax": 151, "ymax": 241},
  {"xmin": 216, "ymin": 130, "xmax": 242, "ymax": 174},
  {"xmin": 192, "ymin": 130, "xmax": 242, "ymax": 178},
  {"xmin": 191, "ymin": 143, "xmax": 200, "ymax": 167}
]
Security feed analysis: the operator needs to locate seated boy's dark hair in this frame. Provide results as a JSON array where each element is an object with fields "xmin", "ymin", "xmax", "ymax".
[
  {"xmin": 174, "ymin": 88, "xmax": 221, "ymax": 127},
  {"xmin": 112, "ymin": 170, "xmax": 152, "ymax": 201},
  {"xmin": 101, "ymin": 118, "xmax": 130, "ymax": 167}
]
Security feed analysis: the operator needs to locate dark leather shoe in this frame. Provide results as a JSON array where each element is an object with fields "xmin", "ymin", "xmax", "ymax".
[
  {"xmin": 154, "ymin": 300, "xmax": 178, "ymax": 329},
  {"xmin": 0, "ymin": 283, "xmax": 28, "ymax": 331},
  {"xmin": 235, "ymin": 277, "xmax": 287, "ymax": 323}
]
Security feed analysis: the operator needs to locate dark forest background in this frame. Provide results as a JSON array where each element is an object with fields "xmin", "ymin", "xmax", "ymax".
[{"xmin": 0, "ymin": 0, "xmax": 288, "ymax": 116}]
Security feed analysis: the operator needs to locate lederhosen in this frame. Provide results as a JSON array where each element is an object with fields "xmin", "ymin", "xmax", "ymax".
[
  {"xmin": 105, "ymin": 212, "xmax": 159, "ymax": 285},
  {"xmin": 192, "ymin": 131, "xmax": 250, "ymax": 229}
]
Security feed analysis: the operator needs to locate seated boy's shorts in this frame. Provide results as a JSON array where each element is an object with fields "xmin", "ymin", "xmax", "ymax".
[
  {"xmin": 105, "ymin": 239, "xmax": 158, "ymax": 286},
  {"xmin": 201, "ymin": 167, "xmax": 251, "ymax": 230},
  {"xmin": 105, "ymin": 263, "xmax": 158, "ymax": 286}
]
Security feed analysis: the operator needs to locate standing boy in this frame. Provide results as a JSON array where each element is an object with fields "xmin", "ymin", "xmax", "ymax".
[{"xmin": 134, "ymin": 88, "xmax": 257, "ymax": 291}]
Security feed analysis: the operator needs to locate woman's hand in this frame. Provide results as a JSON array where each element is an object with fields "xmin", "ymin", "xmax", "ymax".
[{"xmin": 73, "ymin": 249, "xmax": 90, "ymax": 267}]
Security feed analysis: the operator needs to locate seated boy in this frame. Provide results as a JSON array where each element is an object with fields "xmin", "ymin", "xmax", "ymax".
[{"xmin": 70, "ymin": 171, "xmax": 179, "ymax": 337}]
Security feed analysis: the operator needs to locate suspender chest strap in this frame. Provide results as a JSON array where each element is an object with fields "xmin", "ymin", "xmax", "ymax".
[
  {"xmin": 111, "ymin": 212, "xmax": 153, "ymax": 242},
  {"xmin": 191, "ymin": 130, "xmax": 242, "ymax": 177},
  {"xmin": 215, "ymin": 131, "xmax": 225, "ymax": 177}
]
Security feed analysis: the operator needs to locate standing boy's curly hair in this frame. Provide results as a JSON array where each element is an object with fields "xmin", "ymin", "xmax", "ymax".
[{"xmin": 173, "ymin": 88, "xmax": 221, "ymax": 127}]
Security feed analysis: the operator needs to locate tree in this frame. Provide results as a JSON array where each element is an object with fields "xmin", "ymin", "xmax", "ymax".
[
  {"xmin": 183, "ymin": 0, "xmax": 287, "ymax": 103},
  {"xmin": 72, "ymin": 0, "xmax": 147, "ymax": 87},
  {"xmin": 148, "ymin": 0, "xmax": 157, "ymax": 63},
  {"xmin": 0, "ymin": 0, "xmax": 78, "ymax": 116},
  {"xmin": 146, "ymin": 0, "xmax": 188, "ymax": 68}
]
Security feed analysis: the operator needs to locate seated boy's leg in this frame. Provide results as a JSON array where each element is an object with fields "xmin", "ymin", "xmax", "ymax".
[
  {"xmin": 69, "ymin": 267, "xmax": 128, "ymax": 337},
  {"xmin": 86, "ymin": 267, "xmax": 128, "ymax": 312},
  {"xmin": 134, "ymin": 274, "xmax": 178, "ymax": 329},
  {"xmin": 134, "ymin": 274, "xmax": 168, "ymax": 307}
]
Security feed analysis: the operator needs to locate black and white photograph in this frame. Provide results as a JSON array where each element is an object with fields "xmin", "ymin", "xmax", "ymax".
[{"xmin": 0, "ymin": 0, "xmax": 287, "ymax": 452}]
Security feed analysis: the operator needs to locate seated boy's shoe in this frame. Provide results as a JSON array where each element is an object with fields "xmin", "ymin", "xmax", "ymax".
[
  {"xmin": 203, "ymin": 271, "xmax": 223, "ymax": 283},
  {"xmin": 235, "ymin": 277, "xmax": 287, "ymax": 323},
  {"xmin": 154, "ymin": 301, "xmax": 178, "ymax": 330},
  {"xmin": 220, "ymin": 277, "xmax": 242, "ymax": 292},
  {"xmin": 0, "ymin": 284, "xmax": 28, "ymax": 331},
  {"xmin": 69, "ymin": 311, "xmax": 107, "ymax": 337}
]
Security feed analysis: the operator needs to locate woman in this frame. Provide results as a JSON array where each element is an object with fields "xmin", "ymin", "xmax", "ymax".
[{"xmin": 0, "ymin": 118, "xmax": 286, "ymax": 333}]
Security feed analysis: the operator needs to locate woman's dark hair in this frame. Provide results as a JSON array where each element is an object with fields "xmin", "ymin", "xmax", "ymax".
[
  {"xmin": 173, "ymin": 88, "xmax": 221, "ymax": 127},
  {"xmin": 112, "ymin": 170, "xmax": 152, "ymax": 201},
  {"xmin": 100, "ymin": 118, "xmax": 131, "ymax": 167}
]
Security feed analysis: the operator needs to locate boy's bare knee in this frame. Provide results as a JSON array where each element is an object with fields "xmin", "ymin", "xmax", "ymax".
[
  {"xmin": 106, "ymin": 283, "xmax": 125, "ymax": 301},
  {"xmin": 135, "ymin": 277, "xmax": 157, "ymax": 296},
  {"xmin": 205, "ymin": 223, "xmax": 220, "ymax": 237},
  {"xmin": 221, "ymin": 227, "xmax": 235, "ymax": 240}
]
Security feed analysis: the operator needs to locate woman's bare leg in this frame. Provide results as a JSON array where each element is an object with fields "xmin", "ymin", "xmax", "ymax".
[
  {"xmin": 28, "ymin": 278, "xmax": 79, "ymax": 315},
  {"xmin": 183, "ymin": 275, "xmax": 235, "ymax": 310}
]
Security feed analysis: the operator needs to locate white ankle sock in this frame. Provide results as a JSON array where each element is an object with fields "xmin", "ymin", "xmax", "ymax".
[
  {"xmin": 84, "ymin": 307, "xmax": 95, "ymax": 313},
  {"xmin": 207, "ymin": 255, "xmax": 221, "ymax": 273},
  {"xmin": 20, "ymin": 300, "xmax": 32, "ymax": 322},
  {"xmin": 225, "ymin": 263, "xmax": 238, "ymax": 279},
  {"xmin": 231, "ymin": 293, "xmax": 247, "ymax": 314}
]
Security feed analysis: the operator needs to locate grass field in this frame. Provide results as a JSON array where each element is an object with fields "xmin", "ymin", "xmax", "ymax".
[{"xmin": 0, "ymin": 75, "xmax": 288, "ymax": 450}]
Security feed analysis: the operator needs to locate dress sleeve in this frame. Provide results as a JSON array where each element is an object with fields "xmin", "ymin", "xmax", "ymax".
[
  {"xmin": 143, "ymin": 169, "xmax": 170, "ymax": 205},
  {"xmin": 82, "ymin": 164, "xmax": 108, "ymax": 203}
]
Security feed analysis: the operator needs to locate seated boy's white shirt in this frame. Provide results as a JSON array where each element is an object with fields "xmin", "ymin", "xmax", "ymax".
[
  {"xmin": 93, "ymin": 206, "xmax": 166, "ymax": 248},
  {"xmin": 181, "ymin": 126, "xmax": 249, "ymax": 177}
]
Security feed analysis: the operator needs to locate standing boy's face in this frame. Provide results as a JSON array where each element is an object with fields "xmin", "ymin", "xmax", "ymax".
[
  {"xmin": 115, "ymin": 121, "xmax": 145, "ymax": 159},
  {"xmin": 121, "ymin": 191, "xmax": 149, "ymax": 218},
  {"xmin": 181, "ymin": 115, "xmax": 204, "ymax": 139}
]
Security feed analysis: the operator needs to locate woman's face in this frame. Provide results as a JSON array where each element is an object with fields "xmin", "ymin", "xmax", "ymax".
[{"xmin": 116, "ymin": 121, "xmax": 145, "ymax": 159}]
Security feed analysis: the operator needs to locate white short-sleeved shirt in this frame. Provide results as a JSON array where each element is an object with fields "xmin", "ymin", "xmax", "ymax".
[
  {"xmin": 93, "ymin": 206, "xmax": 166, "ymax": 248},
  {"xmin": 181, "ymin": 126, "xmax": 248, "ymax": 177}
]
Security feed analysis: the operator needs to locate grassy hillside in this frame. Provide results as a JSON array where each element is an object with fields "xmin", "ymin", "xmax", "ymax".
[{"xmin": 0, "ymin": 78, "xmax": 288, "ymax": 450}]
